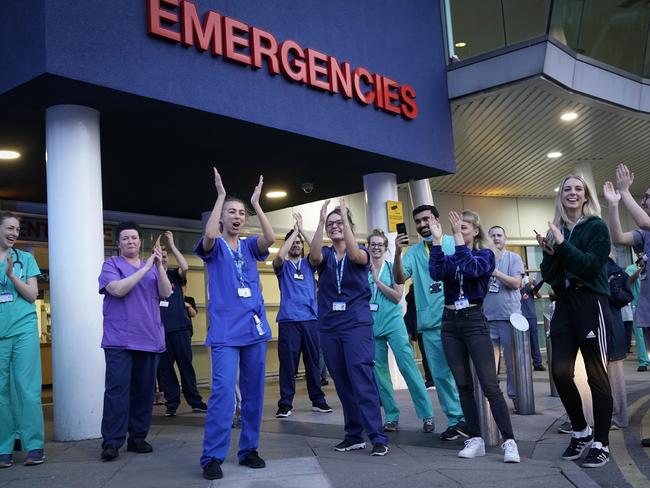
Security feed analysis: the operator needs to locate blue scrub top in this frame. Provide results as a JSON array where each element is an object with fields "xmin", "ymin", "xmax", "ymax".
[
  {"xmin": 317, "ymin": 245, "xmax": 372, "ymax": 331},
  {"xmin": 195, "ymin": 236, "xmax": 271, "ymax": 346},
  {"xmin": 275, "ymin": 257, "xmax": 318, "ymax": 323}
]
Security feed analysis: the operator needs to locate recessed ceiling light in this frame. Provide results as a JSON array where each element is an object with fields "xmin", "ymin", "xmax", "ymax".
[
  {"xmin": 0, "ymin": 150, "xmax": 20, "ymax": 160},
  {"xmin": 266, "ymin": 191, "xmax": 287, "ymax": 198},
  {"xmin": 554, "ymin": 187, "xmax": 559, "ymax": 192},
  {"xmin": 547, "ymin": 151, "xmax": 562, "ymax": 158},
  {"xmin": 265, "ymin": 261, "xmax": 273, "ymax": 266},
  {"xmin": 560, "ymin": 112, "xmax": 578, "ymax": 122},
  {"xmin": 455, "ymin": 42, "xmax": 467, "ymax": 48}
]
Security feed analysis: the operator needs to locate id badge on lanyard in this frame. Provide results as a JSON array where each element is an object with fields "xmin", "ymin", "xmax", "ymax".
[
  {"xmin": 0, "ymin": 292, "xmax": 14, "ymax": 304},
  {"xmin": 290, "ymin": 259, "xmax": 304, "ymax": 280},
  {"xmin": 454, "ymin": 266, "xmax": 470, "ymax": 310},
  {"xmin": 333, "ymin": 252, "xmax": 346, "ymax": 311},
  {"xmin": 223, "ymin": 238, "xmax": 251, "ymax": 299}
]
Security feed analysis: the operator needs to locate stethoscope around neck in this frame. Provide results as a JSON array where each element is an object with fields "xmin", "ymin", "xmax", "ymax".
[{"xmin": 0, "ymin": 248, "xmax": 24, "ymax": 287}]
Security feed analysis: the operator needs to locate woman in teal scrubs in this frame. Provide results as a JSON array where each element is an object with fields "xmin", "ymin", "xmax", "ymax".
[
  {"xmin": 0, "ymin": 211, "xmax": 45, "ymax": 468},
  {"xmin": 367, "ymin": 230, "xmax": 435, "ymax": 433}
]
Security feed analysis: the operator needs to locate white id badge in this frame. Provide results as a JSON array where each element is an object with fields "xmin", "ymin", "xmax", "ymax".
[
  {"xmin": 238, "ymin": 287, "xmax": 252, "ymax": 298},
  {"xmin": 369, "ymin": 303, "xmax": 379, "ymax": 312},
  {"xmin": 159, "ymin": 300, "xmax": 169, "ymax": 308},
  {"xmin": 488, "ymin": 278, "xmax": 499, "ymax": 293},
  {"xmin": 0, "ymin": 292, "xmax": 14, "ymax": 304},
  {"xmin": 293, "ymin": 273, "xmax": 304, "ymax": 280},
  {"xmin": 454, "ymin": 298, "xmax": 470, "ymax": 310},
  {"xmin": 332, "ymin": 302, "xmax": 346, "ymax": 311}
]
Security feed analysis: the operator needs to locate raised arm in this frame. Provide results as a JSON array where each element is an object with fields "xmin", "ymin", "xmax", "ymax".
[
  {"xmin": 294, "ymin": 212, "xmax": 313, "ymax": 248},
  {"xmin": 250, "ymin": 175, "xmax": 276, "ymax": 254},
  {"xmin": 154, "ymin": 244, "xmax": 173, "ymax": 298},
  {"xmin": 273, "ymin": 223, "xmax": 298, "ymax": 270},
  {"xmin": 202, "ymin": 168, "xmax": 226, "ymax": 253},
  {"xmin": 105, "ymin": 254, "xmax": 157, "ymax": 298},
  {"xmin": 604, "ymin": 180, "xmax": 636, "ymax": 246},
  {"xmin": 615, "ymin": 164, "xmax": 650, "ymax": 231},
  {"xmin": 393, "ymin": 234, "xmax": 409, "ymax": 285},
  {"xmin": 340, "ymin": 198, "xmax": 368, "ymax": 265},
  {"xmin": 164, "ymin": 230, "xmax": 189, "ymax": 278},
  {"xmin": 6, "ymin": 253, "xmax": 38, "ymax": 303},
  {"xmin": 309, "ymin": 200, "xmax": 329, "ymax": 267},
  {"xmin": 371, "ymin": 262, "xmax": 403, "ymax": 304}
]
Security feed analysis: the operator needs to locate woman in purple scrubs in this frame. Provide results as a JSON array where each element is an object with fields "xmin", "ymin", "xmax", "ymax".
[
  {"xmin": 98, "ymin": 221, "xmax": 172, "ymax": 461},
  {"xmin": 309, "ymin": 199, "xmax": 389, "ymax": 456}
]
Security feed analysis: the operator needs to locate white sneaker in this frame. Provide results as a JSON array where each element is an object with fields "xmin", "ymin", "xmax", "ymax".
[
  {"xmin": 458, "ymin": 437, "xmax": 485, "ymax": 458},
  {"xmin": 502, "ymin": 439, "xmax": 520, "ymax": 463}
]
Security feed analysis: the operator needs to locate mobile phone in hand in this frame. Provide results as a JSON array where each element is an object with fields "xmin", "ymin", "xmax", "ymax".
[{"xmin": 396, "ymin": 222, "xmax": 409, "ymax": 245}]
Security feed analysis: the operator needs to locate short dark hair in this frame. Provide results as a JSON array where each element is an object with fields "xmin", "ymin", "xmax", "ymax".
[
  {"xmin": 0, "ymin": 211, "xmax": 20, "ymax": 226},
  {"xmin": 412, "ymin": 205, "xmax": 439, "ymax": 219},
  {"xmin": 284, "ymin": 229, "xmax": 303, "ymax": 241},
  {"xmin": 115, "ymin": 221, "xmax": 142, "ymax": 241},
  {"xmin": 488, "ymin": 225, "xmax": 506, "ymax": 236}
]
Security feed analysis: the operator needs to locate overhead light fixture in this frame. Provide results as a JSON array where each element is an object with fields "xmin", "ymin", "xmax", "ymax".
[
  {"xmin": 266, "ymin": 191, "xmax": 287, "ymax": 199},
  {"xmin": 265, "ymin": 261, "xmax": 273, "ymax": 266},
  {"xmin": 455, "ymin": 42, "xmax": 467, "ymax": 48},
  {"xmin": 554, "ymin": 187, "xmax": 559, "ymax": 192},
  {"xmin": 0, "ymin": 150, "xmax": 20, "ymax": 160},
  {"xmin": 560, "ymin": 112, "xmax": 578, "ymax": 122},
  {"xmin": 547, "ymin": 151, "xmax": 562, "ymax": 158}
]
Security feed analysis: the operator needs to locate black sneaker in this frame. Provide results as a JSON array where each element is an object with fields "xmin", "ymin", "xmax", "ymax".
[
  {"xmin": 239, "ymin": 450, "xmax": 266, "ymax": 469},
  {"xmin": 334, "ymin": 440, "xmax": 366, "ymax": 451},
  {"xmin": 312, "ymin": 402, "xmax": 333, "ymax": 413},
  {"xmin": 533, "ymin": 364, "xmax": 547, "ymax": 371},
  {"xmin": 127, "ymin": 440, "xmax": 153, "ymax": 454},
  {"xmin": 642, "ymin": 438, "xmax": 650, "ymax": 448},
  {"xmin": 561, "ymin": 433, "xmax": 593, "ymax": 460},
  {"xmin": 202, "ymin": 459, "xmax": 223, "ymax": 480},
  {"xmin": 275, "ymin": 405, "xmax": 292, "ymax": 418},
  {"xmin": 440, "ymin": 422, "xmax": 469, "ymax": 441},
  {"xmin": 583, "ymin": 446, "xmax": 610, "ymax": 468},
  {"xmin": 638, "ymin": 365, "xmax": 648, "ymax": 372},
  {"xmin": 165, "ymin": 408, "xmax": 176, "ymax": 417},
  {"xmin": 192, "ymin": 403, "xmax": 208, "ymax": 413},
  {"xmin": 101, "ymin": 447, "xmax": 119, "ymax": 462},
  {"xmin": 320, "ymin": 378, "xmax": 329, "ymax": 386},
  {"xmin": 370, "ymin": 444, "xmax": 389, "ymax": 456}
]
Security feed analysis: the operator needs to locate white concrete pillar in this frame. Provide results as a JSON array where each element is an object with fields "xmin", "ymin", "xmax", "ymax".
[
  {"xmin": 574, "ymin": 162, "xmax": 597, "ymax": 197},
  {"xmin": 363, "ymin": 173, "xmax": 407, "ymax": 389},
  {"xmin": 46, "ymin": 105, "xmax": 105, "ymax": 441},
  {"xmin": 408, "ymin": 178, "xmax": 434, "ymax": 208}
]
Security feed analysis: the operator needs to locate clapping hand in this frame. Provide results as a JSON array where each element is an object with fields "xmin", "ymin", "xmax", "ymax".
[{"xmin": 251, "ymin": 175, "xmax": 264, "ymax": 208}]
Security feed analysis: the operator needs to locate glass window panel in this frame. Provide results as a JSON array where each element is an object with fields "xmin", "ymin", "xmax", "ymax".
[
  {"xmin": 549, "ymin": 0, "xmax": 585, "ymax": 49},
  {"xmin": 502, "ymin": 0, "xmax": 552, "ymax": 45},
  {"xmin": 448, "ymin": 0, "xmax": 505, "ymax": 60}
]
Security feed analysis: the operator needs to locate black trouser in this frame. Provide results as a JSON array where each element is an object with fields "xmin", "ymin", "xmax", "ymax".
[
  {"xmin": 551, "ymin": 287, "xmax": 613, "ymax": 445},
  {"xmin": 158, "ymin": 330, "xmax": 203, "ymax": 410},
  {"xmin": 441, "ymin": 307, "xmax": 514, "ymax": 440}
]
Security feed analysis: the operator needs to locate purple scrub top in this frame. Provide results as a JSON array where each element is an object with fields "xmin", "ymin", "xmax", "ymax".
[{"xmin": 98, "ymin": 256, "xmax": 165, "ymax": 353}]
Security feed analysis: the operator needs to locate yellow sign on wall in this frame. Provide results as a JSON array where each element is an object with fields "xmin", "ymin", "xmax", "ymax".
[{"xmin": 386, "ymin": 200, "xmax": 404, "ymax": 232}]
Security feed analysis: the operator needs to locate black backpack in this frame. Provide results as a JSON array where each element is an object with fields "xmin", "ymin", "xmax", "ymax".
[{"xmin": 608, "ymin": 260, "xmax": 633, "ymax": 309}]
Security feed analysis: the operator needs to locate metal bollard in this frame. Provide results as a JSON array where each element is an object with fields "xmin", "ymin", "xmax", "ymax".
[
  {"xmin": 470, "ymin": 361, "xmax": 500, "ymax": 446},
  {"xmin": 511, "ymin": 325, "xmax": 536, "ymax": 414},
  {"xmin": 544, "ymin": 313, "xmax": 559, "ymax": 397}
]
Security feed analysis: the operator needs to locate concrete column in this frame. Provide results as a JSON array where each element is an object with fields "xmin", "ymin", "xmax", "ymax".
[
  {"xmin": 574, "ymin": 162, "xmax": 597, "ymax": 195},
  {"xmin": 46, "ymin": 105, "xmax": 105, "ymax": 441},
  {"xmin": 363, "ymin": 173, "xmax": 406, "ymax": 389},
  {"xmin": 408, "ymin": 178, "xmax": 434, "ymax": 208}
]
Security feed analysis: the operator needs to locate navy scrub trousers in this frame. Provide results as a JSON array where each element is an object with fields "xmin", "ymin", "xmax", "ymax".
[
  {"xmin": 101, "ymin": 348, "xmax": 159, "ymax": 449},
  {"xmin": 278, "ymin": 320, "xmax": 326, "ymax": 408},
  {"xmin": 320, "ymin": 325, "xmax": 388, "ymax": 446},
  {"xmin": 158, "ymin": 329, "xmax": 203, "ymax": 410}
]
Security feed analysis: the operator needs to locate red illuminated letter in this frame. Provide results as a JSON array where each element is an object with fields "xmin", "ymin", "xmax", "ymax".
[
  {"xmin": 279, "ymin": 40, "xmax": 307, "ymax": 83},
  {"xmin": 353, "ymin": 68, "xmax": 375, "ymax": 105},
  {"xmin": 400, "ymin": 84, "xmax": 418, "ymax": 120},
  {"xmin": 305, "ymin": 48, "xmax": 330, "ymax": 91},
  {"xmin": 223, "ymin": 16, "xmax": 252, "ymax": 65},
  {"xmin": 180, "ymin": 1, "xmax": 222, "ymax": 55},
  {"xmin": 328, "ymin": 58, "xmax": 352, "ymax": 99},
  {"xmin": 382, "ymin": 77, "xmax": 401, "ymax": 114},
  {"xmin": 250, "ymin": 27, "xmax": 279, "ymax": 74},
  {"xmin": 147, "ymin": 0, "xmax": 181, "ymax": 43}
]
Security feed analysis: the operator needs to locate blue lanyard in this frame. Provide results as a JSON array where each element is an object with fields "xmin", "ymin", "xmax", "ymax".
[
  {"xmin": 455, "ymin": 266, "xmax": 465, "ymax": 298},
  {"xmin": 221, "ymin": 238, "xmax": 245, "ymax": 287},
  {"xmin": 288, "ymin": 258, "xmax": 302, "ymax": 274},
  {"xmin": 334, "ymin": 252, "xmax": 346, "ymax": 295}
]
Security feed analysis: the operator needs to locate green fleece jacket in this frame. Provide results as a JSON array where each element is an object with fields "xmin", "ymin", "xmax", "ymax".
[{"xmin": 540, "ymin": 216, "xmax": 610, "ymax": 297}]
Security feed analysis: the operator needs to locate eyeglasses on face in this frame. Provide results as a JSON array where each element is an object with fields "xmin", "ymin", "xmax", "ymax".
[
  {"xmin": 369, "ymin": 243, "xmax": 385, "ymax": 248},
  {"xmin": 326, "ymin": 220, "xmax": 344, "ymax": 229}
]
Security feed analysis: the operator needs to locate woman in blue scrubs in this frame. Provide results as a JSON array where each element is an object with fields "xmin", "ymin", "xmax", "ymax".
[
  {"xmin": 0, "ymin": 211, "xmax": 45, "ymax": 468},
  {"xmin": 197, "ymin": 169, "xmax": 275, "ymax": 480},
  {"xmin": 309, "ymin": 199, "xmax": 389, "ymax": 456}
]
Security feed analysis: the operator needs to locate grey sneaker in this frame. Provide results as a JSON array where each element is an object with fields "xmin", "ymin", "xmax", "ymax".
[
  {"xmin": 422, "ymin": 418, "xmax": 435, "ymax": 433},
  {"xmin": 383, "ymin": 421, "xmax": 398, "ymax": 432},
  {"xmin": 0, "ymin": 454, "xmax": 12, "ymax": 468}
]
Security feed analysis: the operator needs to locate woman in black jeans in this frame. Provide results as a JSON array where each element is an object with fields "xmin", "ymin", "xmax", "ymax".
[{"xmin": 429, "ymin": 210, "xmax": 519, "ymax": 463}]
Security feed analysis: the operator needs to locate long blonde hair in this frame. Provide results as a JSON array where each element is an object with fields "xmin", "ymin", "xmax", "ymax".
[
  {"xmin": 552, "ymin": 174, "xmax": 601, "ymax": 230},
  {"xmin": 461, "ymin": 210, "xmax": 487, "ymax": 250}
]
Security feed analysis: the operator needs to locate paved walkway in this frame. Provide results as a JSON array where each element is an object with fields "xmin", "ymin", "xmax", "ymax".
[{"xmin": 1, "ymin": 357, "xmax": 650, "ymax": 487}]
